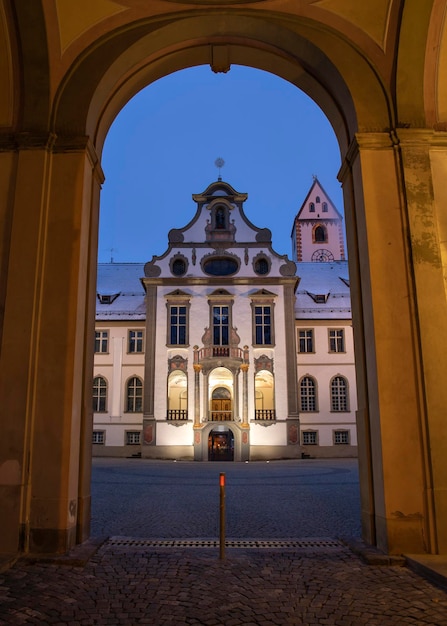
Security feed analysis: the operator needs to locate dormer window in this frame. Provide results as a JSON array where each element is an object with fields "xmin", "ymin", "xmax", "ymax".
[
  {"xmin": 97, "ymin": 293, "xmax": 120, "ymax": 304},
  {"xmin": 306, "ymin": 291, "xmax": 328, "ymax": 304}
]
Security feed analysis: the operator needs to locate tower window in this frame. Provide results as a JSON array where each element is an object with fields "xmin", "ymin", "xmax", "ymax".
[{"xmin": 314, "ymin": 225, "xmax": 327, "ymax": 243}]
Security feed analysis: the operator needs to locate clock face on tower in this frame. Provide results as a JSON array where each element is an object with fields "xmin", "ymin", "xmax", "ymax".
[{"xmin": 312, "ymin": 249, "xmax": 334, "ymax": 262}]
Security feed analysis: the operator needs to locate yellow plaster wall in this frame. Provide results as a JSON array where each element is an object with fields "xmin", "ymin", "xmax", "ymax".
[{"xmin": 0, "ymin": 1, "xmax": 14, "ymax": 127}]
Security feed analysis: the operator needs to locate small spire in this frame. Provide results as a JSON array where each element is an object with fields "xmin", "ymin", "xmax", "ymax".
[
  {"xmin": 215, "ymin": 157, "xmax": 225, "ymax": 181},
  {"xmin": 312, "ymin": 174, "xmax": 318, "ymax": 182}
]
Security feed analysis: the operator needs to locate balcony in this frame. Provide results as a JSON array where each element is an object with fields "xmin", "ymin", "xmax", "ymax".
[
  {"xmin": 208, "ymin": 411, "xmax": 232, "ymax": 422},
  {"xmin": 254, "ymin": 409, "xmax": 276, "ymax": 421},
  {"xmin": 194, "ymin": 346, "xmax": 248, "ymax": 363},
  {"xmin": 167, "ymin": 410, "xmax": 188, "ymax": 421}
]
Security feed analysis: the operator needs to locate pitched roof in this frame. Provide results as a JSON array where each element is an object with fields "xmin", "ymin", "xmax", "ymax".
[
  {"xmin": 95, "ymin": 260, "xmax": 352, "ymax": 321},
  {"xmin": 295, "ymin": 261, "xmax": 351, "ymax": 319},
  {"xmin": 96, "ymin": 263, "xmax": 145, "ymax": 320}
]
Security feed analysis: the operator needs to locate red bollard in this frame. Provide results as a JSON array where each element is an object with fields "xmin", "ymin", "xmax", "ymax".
[{"xmin": 219, "ymin": 473, "xmax": 226, "ymax": 560}]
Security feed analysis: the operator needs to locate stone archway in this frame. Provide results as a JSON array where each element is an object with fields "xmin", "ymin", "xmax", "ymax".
[{"xmin": 1, "ymin": 1, "xmax": 447, "ymax": 557}]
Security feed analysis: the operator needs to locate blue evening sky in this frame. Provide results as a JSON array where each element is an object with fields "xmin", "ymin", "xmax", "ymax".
[{"xmin": 98, "ymin": 65, "xmax": 343, "ymax": 263}]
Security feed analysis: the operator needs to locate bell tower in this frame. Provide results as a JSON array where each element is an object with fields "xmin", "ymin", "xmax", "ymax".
[{"xmin": 291, "ymin": 178, "xmax": 345, "ymax": 262}]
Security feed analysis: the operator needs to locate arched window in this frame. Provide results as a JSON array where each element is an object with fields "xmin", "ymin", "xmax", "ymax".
[
  {"xmin": 93, "ymin": 376, "xmax": 107, "ymax": 412},
  {"xmin": 316, "ymin": 196, "xmax": 321, "ymax": 203},
  {"xmin": 309, "ymin": 202, "xmax": 315, "ymax": 212},
  {"xmin": 331, "ymin": 376, "xmax": 349, "ymax": 412},
  {"xmin": 314, "ymin": 225, "xmax": 327, "ymax": 243},
  {"xmin": 254, "ymin": 370, "xmax": 275, "ymax": 420},
  {"xmin": 126, "ymin": 376, "xmax": 143, "ymax": 412},
  {"xmin": 300, "ymin": 376, "xmax": 317, "ymax": 412},
  {"xmin": 322, "ymin": 202, "xmax": 328, "ymax": 212},
  {"xmin": 167, "ymin": 370, "xmax": 188, "ymax": 420}
]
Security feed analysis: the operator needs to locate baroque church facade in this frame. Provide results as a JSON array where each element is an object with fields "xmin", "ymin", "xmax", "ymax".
[{"xmin": 93, "ymin": 178, "xmax": 357, "ymax": 461}]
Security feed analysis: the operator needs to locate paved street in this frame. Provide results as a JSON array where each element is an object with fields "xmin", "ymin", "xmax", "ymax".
[
  {"xmin": 1, "ymin": 458, "xmax": 447, "ymax": 625},
  {"xmin": 90, "ymin": 458, "xmax": 362, "ymax": 539}
]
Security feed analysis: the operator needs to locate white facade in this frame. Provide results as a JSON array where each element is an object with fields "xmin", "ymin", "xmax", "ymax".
[{"xmin": 93, "ymin": 179, "xmax": 358, "ymax": 459}]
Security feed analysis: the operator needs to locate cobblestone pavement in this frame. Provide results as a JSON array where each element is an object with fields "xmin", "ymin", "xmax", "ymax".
[{"xmin": 1, "ymin": 459, "xmax": 447, "ymax": 625}]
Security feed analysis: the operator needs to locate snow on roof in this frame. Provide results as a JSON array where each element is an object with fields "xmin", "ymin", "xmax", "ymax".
[
  {"xmin": 96, "ymin": 263, "xmax": 145, "ymax": 320},
  {"xmin": 295, "ymin": 261, "xmax": 351, "ymax": 319},
  {"xmin": 95, "ymin": 261, "xmax": 352, "ymax": 321}
]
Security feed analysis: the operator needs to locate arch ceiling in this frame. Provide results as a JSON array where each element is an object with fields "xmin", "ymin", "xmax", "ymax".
[{"xmin": 1, "ymin": 1, "xmax": 446, "ymax": 156}]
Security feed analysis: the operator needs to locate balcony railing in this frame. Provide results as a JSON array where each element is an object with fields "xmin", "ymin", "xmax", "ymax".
[
  {"xmin": 194, "ymin": 346, "xmax": 249, "ymax": 363},
  {"xmin": 254, "ymin": 409, "xmax": 276, "ymax": 421},
  {"xmin": 167, "ymin": 410, "xmax": 188, "ymax": 421},
  {"xmin": 209, "ymin": 411, "xmax": 232, "ymax": 421}
]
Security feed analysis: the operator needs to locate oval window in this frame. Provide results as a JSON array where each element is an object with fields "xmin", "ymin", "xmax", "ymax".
[
  {"xmin": 172, "ymin": 258, "xmax": 186, "ymax": 276},
  {"xmin": 254, "ymin": 257, "xmax": 269, "ymax": 275},
  {"xmin": 203, "ymin": 257, "xmax": 239, "ymax": 276}
]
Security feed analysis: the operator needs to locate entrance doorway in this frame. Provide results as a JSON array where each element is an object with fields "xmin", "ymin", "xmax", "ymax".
[
  {"xmin": 208, "ymin": 427, "xmax": 234, "ymax": 461},
  {"xmin": 211, "ymin": 386, "xmax": 232, "ymax": 421}
]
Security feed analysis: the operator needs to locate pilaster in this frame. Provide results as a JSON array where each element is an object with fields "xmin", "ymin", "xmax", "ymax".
[
  {"xmin": 0, "ymin": 133, "xmax": 102, "ymax": 553},
  {"xmin": 339, "ymin": 131, "xmax": 433, "ymax": 554},
  {"xmin": 396, "ymin": 128, "xmax": 447, "ymax": 553}
]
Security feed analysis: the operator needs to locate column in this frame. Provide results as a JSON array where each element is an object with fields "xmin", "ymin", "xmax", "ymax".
[
  {"xmin": 397, "ymin": 129, "xmax": 447, "ymax": 553},
  {"xmin": 193, "ymin": 363, "xmax": 202, "ymax": 427},
  {"xmin": 240, "ymin": 364, "xmax": 249, "ymax": 426},
  {"xmin": 0, "ymin": 134, "xmax": 102, "ymax": 553},
  {"xmin": 340, "ymin": 131, "xmax": 433, "ymax": 554}
]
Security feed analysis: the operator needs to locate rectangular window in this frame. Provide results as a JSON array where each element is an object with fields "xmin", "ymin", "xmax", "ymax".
[
  {"xmin": 169, "ymin": 305, "xmax": 187, "ymax": 345},
  {"xmin": 254, "ymin": 305, "xmax": 272, "ymax": 345},
  {"xmin": 126, "ymin": 431, "xmax": 141, "ymax": 445},
  {"xmin": 213, "ymin": 306, "xmax": 229, "ymax": 346},
  {"xmin": 298, "ymin": 329, "xmax": 314, "ymax": 353},
  {"xmin": 128, "ymin": 329, "xmax": 144, "ymax": 353},
  {"xmin": 92, "ymin": 430, "xmax": 105, "ymax": 445},
  {"xmin": 334, "ymin": 430, "xmax": 350, "ymax": 445},
  {"xmin": 302, "ymin": 430, "xmax": 318, "ymax": 445},
  {"xmin": 329, "ymin": 329, "xmax": 345, "ymax": 353},
  {"xmin": 95, "ymin": 330, "xmax": 109, "ymax": 353}
]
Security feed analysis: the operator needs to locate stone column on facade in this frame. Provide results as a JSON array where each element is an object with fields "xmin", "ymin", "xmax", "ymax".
[
  {"xmin": 193, "ymin": 363, "xmax": 202, "ymax": 427},
  {"xmin": 240, "ymin": 363, "xmax": 249, "ymax": 426},
  {"xmin": 142, "ymin": 282, "xmax": 157, "ymax": 449},
  {"xmin": 0, "ymin": 134, "xmax": 103, "ymax": 554},
  {"xmin": 282, "ymin": 280, "xmax": 300, "ymax": 420}
]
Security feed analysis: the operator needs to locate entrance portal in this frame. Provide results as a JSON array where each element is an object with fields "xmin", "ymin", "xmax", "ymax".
[
  {"xmin": 211, "ymin": 386, "xmax": 232, "ymax": 421},
  {"xmin": 208, "ymin": 427, "xmax": 234, "ymax": 461}
]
